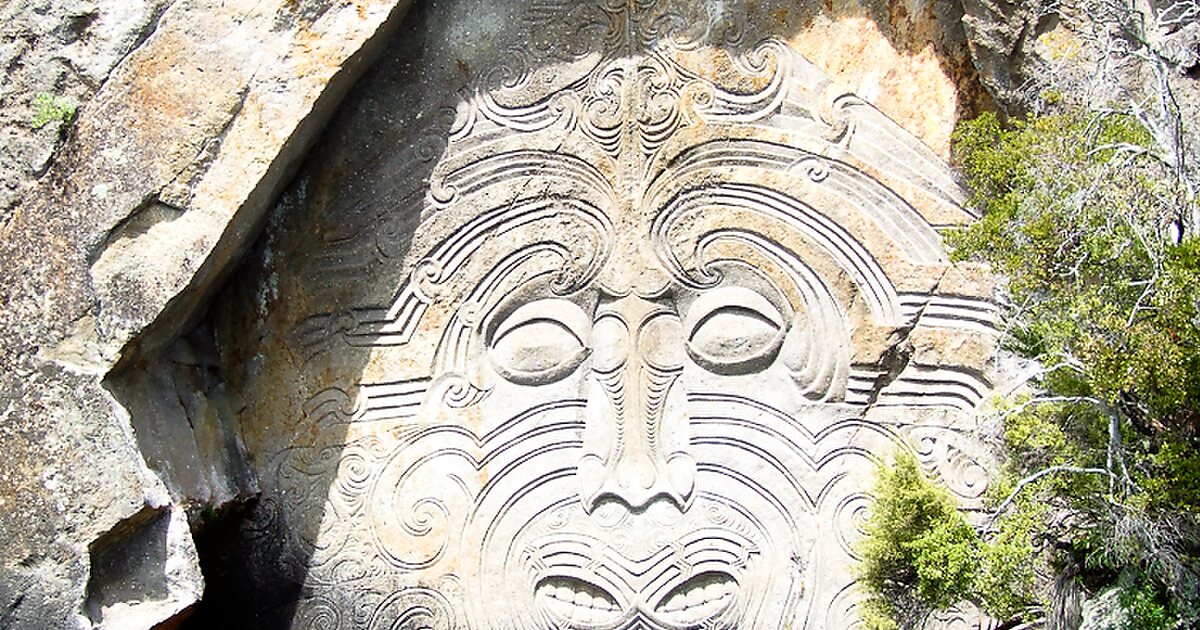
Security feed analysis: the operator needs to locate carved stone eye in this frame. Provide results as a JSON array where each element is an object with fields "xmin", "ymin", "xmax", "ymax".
[
  {"xmin": 488, "ymin": 299, "xmax": 591, "ymax": 384},
  {"xmin": 684, "ymin": 287, "xmax": 787, "ymax": 375}
]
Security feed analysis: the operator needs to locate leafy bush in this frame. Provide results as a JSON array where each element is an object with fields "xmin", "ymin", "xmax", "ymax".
[
  {"xmin": 858, "ymin": 107, "xmax": 1200, "ymax": 628},
  {"xmin": 857, "ymin": 452, "xmax": 979, "ymax": 629}
]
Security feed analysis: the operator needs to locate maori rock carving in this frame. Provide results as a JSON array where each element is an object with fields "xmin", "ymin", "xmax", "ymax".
[{"xmin": 227, "ymin": 1, "xmax": 1001, "ymax": 628}]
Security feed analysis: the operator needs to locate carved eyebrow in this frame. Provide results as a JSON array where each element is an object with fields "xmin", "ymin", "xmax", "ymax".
[{"xmin": 436, "ymin": 149, "xmax": 617, "ymax": 206}]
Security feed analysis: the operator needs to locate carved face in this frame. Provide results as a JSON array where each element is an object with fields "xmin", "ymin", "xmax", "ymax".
[
  {"xmin": 452, "ymin": 258, "xmax": 846, "ymax": 628},
  {"xmin": 320, "ymin": 192, "xmax": 861, "ymax": 628},
  {"xmin": 234, "ymin": 2, "xmax": 998, "ymax": 629}
]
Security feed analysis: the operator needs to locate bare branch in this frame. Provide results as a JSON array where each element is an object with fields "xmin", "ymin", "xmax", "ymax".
[
  {"xmin": 997, "ymin": 359, "xmax": 1087, "ymax": 398},
  {"xmin": 983, "ymin": 466, "xmax": 1118, "ymax": 535},
  {"xmin": 995, "ymin": 395, "xmax": 1107, "ymax": 422}
]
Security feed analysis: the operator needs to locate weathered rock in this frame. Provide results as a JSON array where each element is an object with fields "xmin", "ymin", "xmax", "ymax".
[
  {"xmin": 959, "ymin": 0, "xmax": 1200, "ymax": 189},
  {"xmin": 0, "ymin": 0, "xmax": 413, "ymax": 627},
  {"xmin": 1079, "ymin": 587, "xmax": 1128, "ymax": 630},
  {"xmin": 0, "ymin": 1, "xmax": 175, "ymax": 224},
  {"xmin": 16, "ymin": 0, "xmax": 1182, "ymax": 626},
  {"xmin": 782, "ymin": 0, "xmax": 995, "ymax": 157},
  {"xmin": 960, "ymin": 0, "xmax": 1055, "ymax": 111},
  {"xmin": 193, "ymin": 1, "xmax": 1001, "ymax": 627}
]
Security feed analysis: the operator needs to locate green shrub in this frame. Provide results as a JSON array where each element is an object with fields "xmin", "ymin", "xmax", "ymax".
[
  {"xmin": 857, "ymin": 452, "xmax": 979, "ymax": 628},
  {"xmin": 31, "ymin": 92, "xmax": 76, "ymax": 129}
]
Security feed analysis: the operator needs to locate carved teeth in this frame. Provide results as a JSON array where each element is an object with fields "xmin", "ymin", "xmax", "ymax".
[
  {"xmin": 536, "ymin": 578, "xmax": 620, "ymax": 621},
  {"xmin": 657, "ymin": 578, "xmax": 735, "ymax": 619}
]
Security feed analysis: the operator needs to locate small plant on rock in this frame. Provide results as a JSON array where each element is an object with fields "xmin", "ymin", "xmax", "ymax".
[{"xmin": 30, "ymin": 92, "xmax": 76, "ymax": 129}]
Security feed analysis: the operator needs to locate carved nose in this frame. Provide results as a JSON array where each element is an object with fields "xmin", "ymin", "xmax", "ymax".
[
  {"xmin": 577, "ymin": 361, "xmax": 696, "ymax": 513},
  {"xmin": 579, "ymin": 296, "xmax": 695, "ymax": 513}
]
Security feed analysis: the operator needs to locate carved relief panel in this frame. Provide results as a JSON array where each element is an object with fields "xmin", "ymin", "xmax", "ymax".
[{"xmin": 216, "ymin": 1, "xmax": 1000, "ymax": 628}]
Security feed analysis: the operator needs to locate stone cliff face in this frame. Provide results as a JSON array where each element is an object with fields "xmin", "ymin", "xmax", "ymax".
[
  {"xmin": 0, "ymin": 1, "xmax": 414, "ymax": 627},
  {"xmin": 0, "ymin": 1, "xmax": 1194, "ymax": 628}
]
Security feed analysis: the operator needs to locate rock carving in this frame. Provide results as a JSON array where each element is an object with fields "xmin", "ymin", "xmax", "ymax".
[{"xmin": 220, "ymin": 1, "xmax": 1000, "ymax": 627}]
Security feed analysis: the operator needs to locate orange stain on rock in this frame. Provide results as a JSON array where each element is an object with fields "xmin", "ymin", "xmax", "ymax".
[{"xmin": 787, "ymin": 15, "xmax": 960, "ymax": 158}]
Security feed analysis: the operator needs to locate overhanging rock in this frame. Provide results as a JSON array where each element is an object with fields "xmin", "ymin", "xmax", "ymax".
[{"xmin": 0, "ymin": 1, "xmax": 414, "ymax": 627}]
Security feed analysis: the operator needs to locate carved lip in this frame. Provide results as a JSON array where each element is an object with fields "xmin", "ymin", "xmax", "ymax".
[{"xmin": 533, "ymin": 571, "xmax": 737, "ymax": 628}]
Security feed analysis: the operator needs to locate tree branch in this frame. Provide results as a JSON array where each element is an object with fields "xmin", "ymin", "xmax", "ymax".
[{"xmin": 983, "ymin": 466, "xmax": 1118, "ymax": 535}]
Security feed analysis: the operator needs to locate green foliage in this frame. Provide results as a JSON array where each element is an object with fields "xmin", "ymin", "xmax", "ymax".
[
  {"xmin": 973, "ymin": 511, "xmax": 1039, "ymax": 621},
  {"xmin": 948, "ymin": 111, "xmax": 1198, "ymax": 430},
  {"xmin": 856, "ymin": 451, "xmax": 1046, "ymax": 628},
  {"xmin": 1119, "ymin": 583, "xmax": 1173, "ymax": 630},
  {"xmin": 857, "ymin": 452, "xmax": 979, "ymax": 628},
  {"xmin": 947, "ymin": 107, "xmax": 1200, "ymax": 627},
  {"xmin": 858, "ymin": 106, "xmax": 1200, "ymax": 627},
  {"xmin": 30, "ymin": 92, "xmax": 76, "ymax": 129}
]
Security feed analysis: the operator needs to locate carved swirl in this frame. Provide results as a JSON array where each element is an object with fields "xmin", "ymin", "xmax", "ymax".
[
  {"xmin": 909, "ymin": 428, "xmax": 991, "ymax": 501},
  {"xmin": 369, "ymin": 588, "xmax": 460, "ymax": 630},
  {"xmin": 294, "ymin": 596, "xmax": 343, "ymax": 630}
]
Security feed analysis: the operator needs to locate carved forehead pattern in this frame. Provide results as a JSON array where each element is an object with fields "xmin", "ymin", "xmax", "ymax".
[{"xmin": 228, "ymin": 1, "xmax": 1002, "ymax": 629}]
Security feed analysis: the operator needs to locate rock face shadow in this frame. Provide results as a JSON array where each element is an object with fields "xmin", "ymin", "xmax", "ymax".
[
  {"xmin": 85, "ymin": 510, "xmax": 170, "ymax": 623},
  {"xmin": 174, "ymin": 1, "xmax": 1002, "ymax": 628}
]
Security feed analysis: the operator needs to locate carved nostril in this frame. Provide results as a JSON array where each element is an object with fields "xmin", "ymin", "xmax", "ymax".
[
  {"xmin": 618, "ymin": 454, "xmax": 657, "ymax": 491},
  {"xmin": 666, "ymin": 452, "xmax": 696, "ymax": 500},
  {"xmin": 578, "ymin": 454, "xmax": 606, "ymax": 508},
  {"xmin": 580, "ymin": 453, "xmax": 693, "ymax": 514}
]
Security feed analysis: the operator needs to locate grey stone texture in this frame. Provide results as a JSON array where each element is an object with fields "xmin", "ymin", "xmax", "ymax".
[
  {"xmin": 0, "ymin": 0, "xmax": 414, "ymax": 627},
  {"xmin": 0, "ymin": 1, "xmax": 175, "ymax": 223}
]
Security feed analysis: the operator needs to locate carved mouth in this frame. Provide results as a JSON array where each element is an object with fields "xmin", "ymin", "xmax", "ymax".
[
  {"xmin": 654, "ymin": 572, "xmax": 737, "ymax": 624},
  {"xmin": 533, "ymin": 571, "xmax": 738, "ymax": 628},
  {"xmin": 535, "ymin": 576, "xmax": 623, "ymax": 626}
]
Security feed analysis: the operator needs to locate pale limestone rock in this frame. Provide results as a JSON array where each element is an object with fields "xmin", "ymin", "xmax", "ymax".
[
  {"xmin": 1079, "ymin": 588, "xmax": 1128, "ymax": 630},
  {"xmin": 199, "ymin": 1, "xmax": 1002, "ymax": 627},
  {"xmin": 779, "ymin": 0, "xmax": 992, "ymax": 158}
]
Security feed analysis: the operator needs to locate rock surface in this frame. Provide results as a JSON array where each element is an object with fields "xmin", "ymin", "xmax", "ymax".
[
  {"xmin": 782, "ymin": 0, "xmax": 994, "ymax": 157},
  {"xmin": 1078, "ymin": 587, "xmax": 1128, "ymax": 630},
  {"xmin": 0, "ymin": 1, "xmax": 175, "ymax": 224},
  {"xmin": 961, "ymin": 0, "xmax": 1200, "ymax": 193},
  {"xmin": 0, "ymin": 0, "xmax": 413, "ymax": 627},
  {"xmin": 1, "ymin": 0, "xmax": 1193, "ymax": 627}
]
